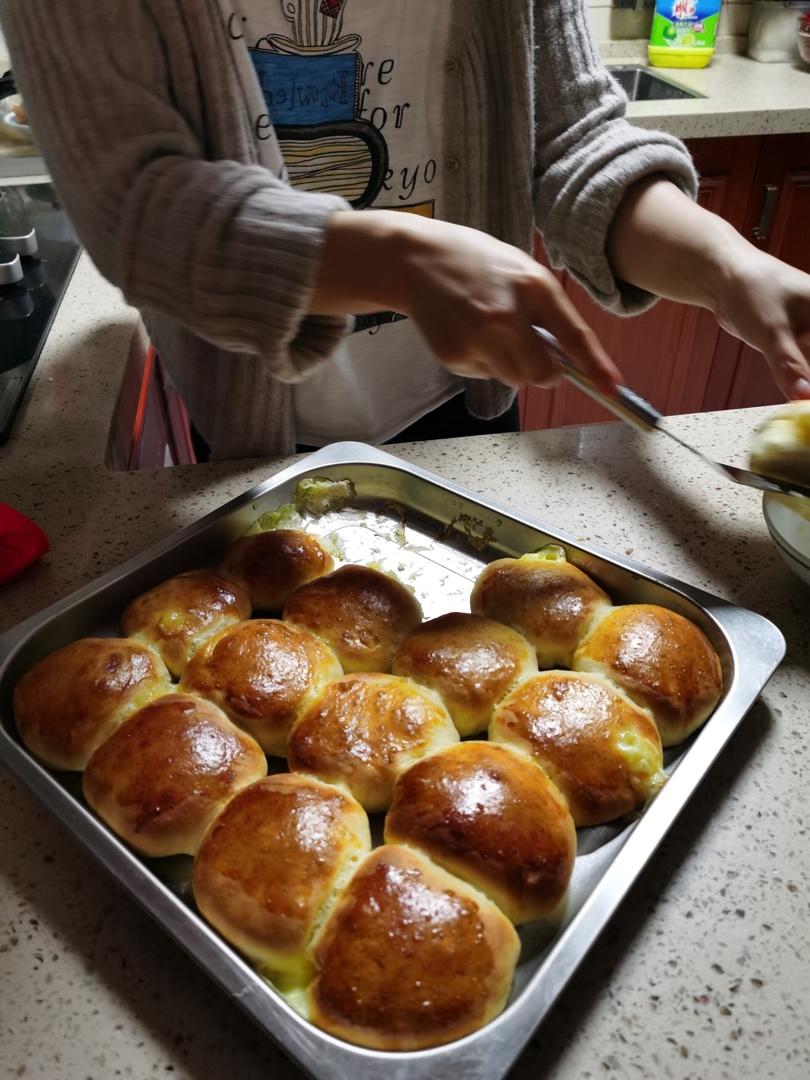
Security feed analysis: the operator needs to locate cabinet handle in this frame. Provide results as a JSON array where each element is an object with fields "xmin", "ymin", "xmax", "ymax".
[{"xmin": 752, "ymin": 184, "xmax": 779, "ymax": 244}]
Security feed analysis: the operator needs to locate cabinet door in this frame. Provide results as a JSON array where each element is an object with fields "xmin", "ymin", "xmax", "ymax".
[
  {"xmin": 522, "ymin": 136, "xmax": 761, "ymax": 430},
  {"xmin": 717, "ymin": 134, "xmax": 810, "ymax": 410}
]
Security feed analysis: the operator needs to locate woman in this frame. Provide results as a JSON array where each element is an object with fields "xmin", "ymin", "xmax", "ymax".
[{"xmin": 2, "ymin": 0, "xmax": 809, "ymax": 459}]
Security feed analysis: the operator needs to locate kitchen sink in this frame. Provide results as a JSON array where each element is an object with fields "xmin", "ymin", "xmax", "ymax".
[{"xmin": 609, "ymin": 65, "xmax": 702, "ymax": 101}]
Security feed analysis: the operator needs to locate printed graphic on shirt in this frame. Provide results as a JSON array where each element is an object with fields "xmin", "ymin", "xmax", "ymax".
[
  {"xmin": 247, "ymin": 0, "xmax": 388, "ymax": 208},
  {"xmin": 225, "ymin": 1, "xmax": 441, "ymax": 218},
  {"xmin": 221, "ymin": 0, "xmax": 459, "ymax": 443}
]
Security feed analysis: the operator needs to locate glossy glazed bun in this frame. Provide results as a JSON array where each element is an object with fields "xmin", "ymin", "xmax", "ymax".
[
  {"xmin": 385, "ymin": 742, "xmax": 575, "ymax": 923},
  {"xmin": 391, "ymin": 612, "xmax": 537, "ymax": 736},
  {"xmin": 219, "ymin": 529, "xmax": 334, "ymax": 611},
  {"xmin": 82, "ymin": 694, "xmax": 266, "ymax": 857},
  {"xmin": 287, "ymin": 673, "xmax": 458, "ymax": 812},
  {"xmin": 193, "ymin": 774, "xmax": 370, "ymax": 983},
  {"xmin": 283, "ymin": 564, "xmax": 422, "ymax": 673},
  {"xmin": 309, "ymin": 844, "xmax": 520, "ymax": 1051},
  {"xmin": 470, "ymin": 547, "xmax": 611, "ymax": 668},
  {"xmin": 12, "ymin": 638, "xmax": 172, "ymax": 771},
  {"xmin": 491, "ymin": 671, "xmax": 665, "ymax": 827},
  {"xmin": 179, "ymin": 619, "xmax": 342, "ymax": 757},
  {"xmin": 573, "ymin": 604, "xmax": 723, "ymax": 747},
  {"xmin": 750, "ymin": 400, "xmax": 810, "ymax": 484},
  {"xmin": 121, "ymin": 570, "xmax": 251, "ymax": 677}
]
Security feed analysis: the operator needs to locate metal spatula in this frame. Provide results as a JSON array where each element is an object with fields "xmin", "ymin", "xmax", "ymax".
[{"xmin": 533, "ymin": 326, "xmax": 810, "ymax": 501}]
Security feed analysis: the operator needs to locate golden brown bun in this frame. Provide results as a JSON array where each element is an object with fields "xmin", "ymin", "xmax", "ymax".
[
  {"xmin": 391, "ymin": 612, "xmax": 538, "ymax": 736},
  {"xmin": 573, "ymin": 604, "xmax": 723, "ymax": 747},
  {"xmin": 219, "ymin": 530, "xmax": 334, "ymax": 611},
  {"xmin": 385, "ymin": 742, "xmax": 575, "ymax": 923},
  {"xmin": 12, "ymin": 638, "xmax": 172, "ymax": 771},
  {"xmin": 287, "ymin": 673, "xmax": 458, "ymax": 812},
  {"xmin": 309, "ymin": 844, "xmax": 520, "ymax": 1051},
  {"xmin": 192, "ymin": 774, "xmax": 370, "ymax": 983},
  {"xmin": 121, "ymin": 570, "xmax": 251, "ymax": 677},
  {"xmin": 470, "ymin": 551, "xmax": 612, "ymax": 668},
  {"xmin": 82, "ymin": 694, "xmax": 267, "ymax": 857},
  {"xmin": 283, "ymin": 565, "xmax": 422, "ymax": 673},
  {"xmin": 491, "ymin": 671, "xmax": 665, "ymax": 827},
  {"xmin": 750, "ymin": 400, "xmax": 810, "ymax": 485},
  {"xmin": 179, "ymin": 619, "xmax": 342, "ymax": 757}
]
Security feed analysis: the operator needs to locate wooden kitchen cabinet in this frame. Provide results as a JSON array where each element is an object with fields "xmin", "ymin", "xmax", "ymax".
[
  {"xmin": 521, "ymin": 133, "xmax": 810, "ymax": 431},
  {"xmin": 705, "ymin": 134, "xmax": 810, "ymax": 412}
]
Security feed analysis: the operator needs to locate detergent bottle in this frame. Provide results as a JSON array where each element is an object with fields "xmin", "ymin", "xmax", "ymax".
[{"xmin": 648, "ymin": 0, "xmax": 722, "ymax": 68}]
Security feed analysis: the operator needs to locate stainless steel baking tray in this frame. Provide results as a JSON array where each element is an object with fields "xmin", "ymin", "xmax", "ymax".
[{"xmin": 0, "ymin": 441, "xmax": 785, "ymax": 1080}]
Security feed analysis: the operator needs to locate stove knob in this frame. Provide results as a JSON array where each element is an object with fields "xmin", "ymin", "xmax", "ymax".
[
  {"xmin": 0, "ymin": 287, "xmax": 34, "ymax": 321},
  {"xmin": 0, "ymin": 253, "xmax": 23, "ymax": 287},
  {"xmin": 2, "ymin": 227, "xmax": 39, "ymax": 258}
]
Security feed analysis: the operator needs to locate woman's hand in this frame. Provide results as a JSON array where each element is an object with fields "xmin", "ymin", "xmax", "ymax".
[
  {"xmin": 712, "ymin": 251, "xmax": 810, "ymax": 401},
  {"xmin": 608, "ymin": 176, "xmax": 810, "ymax": 401},
  {"xmin": 311, "ymin": 210, "xmax": 622, "ymax": 393}
]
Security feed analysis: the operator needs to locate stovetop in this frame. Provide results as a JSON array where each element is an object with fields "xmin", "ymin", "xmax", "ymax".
[{"xmin": 0, "ymin": 182, "xmax": 81, "ymax": 445}]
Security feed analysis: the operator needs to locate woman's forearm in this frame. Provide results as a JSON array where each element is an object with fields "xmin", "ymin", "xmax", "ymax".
[
  {"xmin": 606, "ymin": 175, "xmax": 742, "ymax": 311},
  {"xmin": 308, "ymin": 210, "xmax": 412, "ymax": 315}
]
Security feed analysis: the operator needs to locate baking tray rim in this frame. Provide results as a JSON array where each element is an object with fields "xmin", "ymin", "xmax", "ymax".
[{"xmin": 0, "ymin": 440, "xmax": 787, "ymax": 1080}]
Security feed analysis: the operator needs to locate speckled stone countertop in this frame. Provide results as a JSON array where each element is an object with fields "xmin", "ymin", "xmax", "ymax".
[
  {"xmin": 618, "ymin": 52, "xmax": 810, "ymax": 140},
  {"xmin": 2, "ymin": 258, "xmax": 810, "ymax": 1080}
]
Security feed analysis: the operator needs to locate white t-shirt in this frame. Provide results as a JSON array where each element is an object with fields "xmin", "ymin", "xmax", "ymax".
[{"xmin": 221, "ymin": 0, "xmax": 464, "ymax": 445}]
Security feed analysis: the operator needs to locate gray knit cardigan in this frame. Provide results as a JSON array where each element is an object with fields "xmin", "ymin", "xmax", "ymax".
[{"xmin": 1, "ymin": 0, "xmax": 697, "ymax": 459}]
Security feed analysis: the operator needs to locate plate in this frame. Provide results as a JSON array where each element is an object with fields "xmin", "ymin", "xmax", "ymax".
[{"xmin": 762, "ymin": 491, "xmax": 810, "ymax": 586}]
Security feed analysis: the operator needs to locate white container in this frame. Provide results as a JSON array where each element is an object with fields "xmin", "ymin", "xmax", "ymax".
[
  {"xmin": 763, "ymin": 492, "xmax": 810, "ymax": 586},
  {"xmin": 747, "ymin": 0, "xmax": 810, "ymax": 61}
]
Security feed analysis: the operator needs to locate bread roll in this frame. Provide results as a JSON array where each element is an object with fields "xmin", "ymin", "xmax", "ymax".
[
  {"xmin": 470, "ymin": 547, "xmax": 611, "ymax": 668},
  {"xmin": 12, "ymin": 638, "xmax": 172, "ymax": 771},
  {"xmin": 82, "ymin": 694, "xmax": 266, "ymax": 857},
  {"xmin": 192, "ymin": 774, "xmax": 370, "ymax": 984},
  {"xmin": 309, "ymin": 844, "xmax": 520, "ymax": 1051},
  {"xmin": 179, "ymin": 619, "xmax": 342, "ymax": 757},
  {"xmin": 219, "ymin": 529, "xmax": 334, "ymax": 611},
  {"xmin": 121, "ymin": 570, "xmax": 251, "ymax": 677},
  {"xmin": 573, "ymin": 604, "xmax": 723, "ymax": 747},
  {"xmin": 385, "ymin": 742, "xmax": 575, "ymax": 923},
  {"xmin": 491, "ymin": 671, "xmax": 665, "ymax": 827},
  {"xmin": 283, "ymin": 565, "xmax": 422, "ymax": 672},
  {"xmin": 391, "ymin": 612, "xmax": 537, "ymax": 736},
  {"xmin": 287, "ymin": 673, "xmax": 458, "ymax": 812},
  {"xmin": 750, "ymin": 400, "xmax": 810, "ymax": 485}
]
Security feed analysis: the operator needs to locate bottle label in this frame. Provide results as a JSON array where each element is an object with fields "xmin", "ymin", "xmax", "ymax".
[{"xmin": 650, "ymin": 1, "xmax": 721, "ymax": 48}]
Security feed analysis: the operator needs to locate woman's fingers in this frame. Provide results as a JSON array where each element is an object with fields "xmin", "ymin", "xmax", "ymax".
[
  {"xmin": 383, "ymin": 213, "xmax": 622, "ymax": 391},
  {"xmin": 522, "ymin": 271, "xmax": 622, "ymax": 393},
  {"xmin": 713, "ymin": 255, "xmax": 810, "ymax": 402},
  {"xmin": 796, "ymin": 330, "xmax": 810, "ymax": 398},
  {"xmin": 764, "ymin": 328, "xmax": 810, "ymax": 400}
]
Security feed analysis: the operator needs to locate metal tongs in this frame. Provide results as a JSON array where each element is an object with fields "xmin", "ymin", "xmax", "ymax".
[{"xmin": 533, "ymin": 325, "xmax": 810, "ymax": 501}]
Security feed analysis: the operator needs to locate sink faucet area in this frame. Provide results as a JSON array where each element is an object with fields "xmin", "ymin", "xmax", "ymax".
[{"xmin": 608, "ymin": 65, "xmax": 703, "ymax": 101}]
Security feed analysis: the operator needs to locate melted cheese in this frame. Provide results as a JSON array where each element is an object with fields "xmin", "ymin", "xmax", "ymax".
[{"xmin": 615, "ymin": 729, "xmax": 666, "ymax": 800}]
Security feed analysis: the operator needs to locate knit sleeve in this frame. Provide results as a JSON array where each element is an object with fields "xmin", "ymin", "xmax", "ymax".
[
  {"xmin": 0, "ymin": 0, "xmax": 350, "ymax": 381},
  {"xmin": 533, "ymin": 0, "xmax": 698, "ymax": 314}
]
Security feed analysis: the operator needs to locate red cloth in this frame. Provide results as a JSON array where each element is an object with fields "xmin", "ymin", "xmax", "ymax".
[{"xmin": 0, "ymin": 504, "xmax": 50, "ymax": 585}]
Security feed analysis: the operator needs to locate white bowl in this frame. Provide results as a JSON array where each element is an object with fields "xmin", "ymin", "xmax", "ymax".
[{"xmin": 763, "ymin": 491, "xmax": 810, "ymax": 586}]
